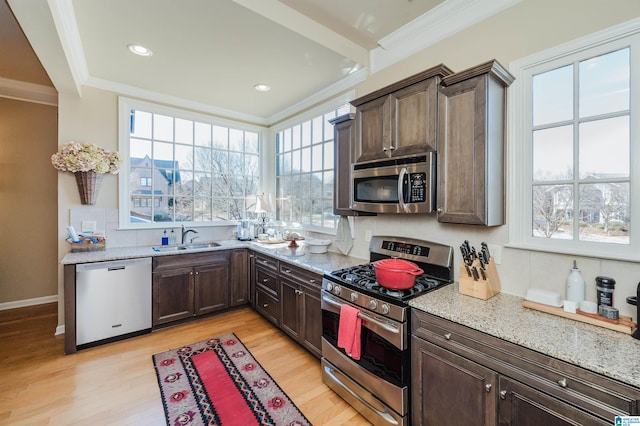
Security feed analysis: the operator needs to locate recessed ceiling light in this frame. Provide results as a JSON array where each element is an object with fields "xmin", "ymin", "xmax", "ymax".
[
  {"xmin": 127, "ymin": 44, "xmax": 153, "ymax": 57},
  {"xmin": 254, "ymin": 84, "xmax": 270, "ymax": 92}
]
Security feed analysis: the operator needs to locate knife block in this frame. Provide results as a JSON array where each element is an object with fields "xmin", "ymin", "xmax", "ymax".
[{"xmin": 458, "ymin": 257, "xmax": 501, "ymax": 300}]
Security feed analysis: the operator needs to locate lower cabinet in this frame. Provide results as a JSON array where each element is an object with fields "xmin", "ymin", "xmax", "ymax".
[
  {"xmin": 280, "ymin": 263, "xmax": 322, "ymax": 358},
  {"xmin": 230, "ymin": 249, "xmax": 249, "ymax": 307},
  {"xmin": 251, "ymin": 251, "xmax": 322, "ymax": 358},
  {"xmin": 152, "ymin": 251, "xmax": 230, "ymax": 326},
  {"xmin": 411, "ymin": 309, "xmax": 640, "ymax": 426}
]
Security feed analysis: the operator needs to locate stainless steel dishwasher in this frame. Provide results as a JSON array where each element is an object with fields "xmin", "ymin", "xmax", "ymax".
[{"xmin": 76, "ymin": 257, "xmax": 152, "ymax": 348}]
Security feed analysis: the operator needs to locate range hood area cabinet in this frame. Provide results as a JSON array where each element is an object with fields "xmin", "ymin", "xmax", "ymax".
[
  {"xmin": 350, "ymin": 64, "xmax": 454, "ymax": 163},
  {"xmin": 436, "ymin": 60, "xmax": 515, "ymax": 226}
]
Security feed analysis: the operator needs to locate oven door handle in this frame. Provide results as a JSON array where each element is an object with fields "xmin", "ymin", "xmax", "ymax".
[
  {"xmin": 322, "ymin": 295, "xmax": 400, "ymax": 335},
  {"xmin": 323, "ymin": 363, "xmax": 399, "ymax": 425}
]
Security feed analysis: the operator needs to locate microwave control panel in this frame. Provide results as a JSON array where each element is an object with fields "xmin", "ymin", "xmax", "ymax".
[{"xmin": 406, "ymin": 172, "xmax": 427, "ymax": 203}]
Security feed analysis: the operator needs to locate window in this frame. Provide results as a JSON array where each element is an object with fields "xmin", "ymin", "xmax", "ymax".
[
  {"xmin": 275, "ymin": 104, "xmax": 351, "ymax": 232},
  {"xmin": 119, "ymin": 98, "xmax": 261, "ymax": 227},
  {"xmin": 509, "ymin": 20, "xmax": 640, "ymax": 259}
]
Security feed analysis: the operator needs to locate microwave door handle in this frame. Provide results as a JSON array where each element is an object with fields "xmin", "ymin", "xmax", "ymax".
[{"xmin": 397, "ymin": 167, "xmax": 409, "ymax": 212}]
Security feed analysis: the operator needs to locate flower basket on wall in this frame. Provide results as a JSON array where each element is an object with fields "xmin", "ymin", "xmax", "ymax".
[
  {"xmin": 74, "ymin": 171, "xmax": 104, "ymax": 205},
  {"xmin": 51, "ymin": 141, "xmax": 121, "ymax": 205}
]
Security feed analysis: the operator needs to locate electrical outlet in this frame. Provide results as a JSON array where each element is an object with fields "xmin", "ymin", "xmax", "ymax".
[
  {"xmin": 81, "ymin": 220, "xmax": 97, "ymax": 233},
  {"xmin": 488, "ymin": 244, "xmax": 502, "ymax": 264},
  {"xmin": 365, "ymin": 230, "xmax": 373, "ymax": 242}
]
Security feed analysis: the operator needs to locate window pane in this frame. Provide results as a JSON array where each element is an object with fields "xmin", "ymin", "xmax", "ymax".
[
  {"xmin": 324, "ymin": 142, "xmax": 334, "ymax": 170},
  {"xmin": 532, "ymin": 125, "xmax": 573, "ymax": 181},
  {"xmin": 312, "ymin": 144, "xmax": 322, "ymax": 171},
  {"xmin": 292, "ymin": 125, "xmax": 301, "ymax": 149},
  {"xmin": 195, "ymin": 122, "xmax": 211, "ymax": 147},
  {"xmin": 229, "ymin": 129, "xmax": 243, "ymax": 152},
  {"xmin": 131, "ymin": 110, "xmax": 152, "ymax": 139},
  {"xmin": 245, "ymin": 132, "xmax": 259, "ymax": 154},
  {"xmin": 302, "ymin": 121, "xmax": 311, "ymax": 147},
  {"xmin": 533, "ymin": 65, "xmax": 573, "ymax": 126},
  {"xmin": 154, "ymin": 141, "xmax": 174, "ymax": 162},
  {"xmin": 578, "ymin": 183, "xmax": 629, "ymax": 244},
  {"xmin": 194, "ymin": 147, "xmax": 212, "ymax": 172},
  {"xmin": 175, "ymin": 118, "xmax": 193, "ymax": 144},
  {"xmin": 130, "ymin": 138, "xmax": 151, "ymax": 158},
  {"xmin": 212, "ymin": 126, "xmax": 228, "ymax": 149},
  {"xmin": 532, "ymin": 184, "xmax": 574, "ymax": 239},
  {"xmin": 579, "ymin": 116, "xmax": 629, "ymax": 179},
  {"xmin": 175, "ymin": 145, "xmax": 192, "ymax": 170},
  {"xmin": 579, "ymin": 48, "xmax": 629, "ymax": 118},
  {"xmin": 312, "ymin": 116, "xmax": 323, "ymax": 143},
  {"xmin": 154, "ymin": 114, "xmax": 174, "ymax": 142},
  {"xmin": 301, "ymin": 147, "xmax": 311, "ymax": 173}
]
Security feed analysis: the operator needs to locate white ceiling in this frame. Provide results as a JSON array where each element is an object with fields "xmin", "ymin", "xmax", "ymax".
[{"xmin": 7, "ymin": 0, "xmax": 519, "ymax": 126}]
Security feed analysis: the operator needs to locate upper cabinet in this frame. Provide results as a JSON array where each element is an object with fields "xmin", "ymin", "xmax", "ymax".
[
  {"xmin": 350, "ymin": 64, "xmax": 453, "ymax": 164},
  {"xmin": 436, "ymin": 60, "xmax": 514, "ymax": 226}
]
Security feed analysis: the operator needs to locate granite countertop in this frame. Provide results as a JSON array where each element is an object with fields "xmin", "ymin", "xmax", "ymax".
[
  {"xmin": 60, "ymin": 240, "xmax": 366, "ymax": 275},
  {"xmin": 409, "ymin": 284, "xmax": 640, "ymax": 389}
]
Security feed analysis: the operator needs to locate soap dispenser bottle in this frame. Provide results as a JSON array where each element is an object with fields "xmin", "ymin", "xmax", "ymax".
[{"xmin": 566, "ymin": 260, "xmax": 585, "ymax": 303}]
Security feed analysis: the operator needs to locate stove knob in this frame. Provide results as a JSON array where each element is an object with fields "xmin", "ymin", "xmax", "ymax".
[
  {"xmin": 369, "ymin": 300, "xmax": 378, "ymax": 310},
  {"xmin": 326, "ymin": 282, "xmax": 334, "ymax": 292},
  {"xmin": 381, "ymin": 304, "xmax": 390, "ymax": 315},
  {"xmin": 334, "ymin": 285, "xmax": 342, "ymax": 296},
  {"xmin": 350, "ymin": 293, "xmax": 358, "ymax": 302}
]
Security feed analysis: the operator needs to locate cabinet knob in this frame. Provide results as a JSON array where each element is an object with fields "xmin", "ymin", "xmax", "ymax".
[
  {"xmin": 295, "ymin": 289, "xmax": 303, "ymax": 295},
  {"xmin": 383, "ymin": 147, "xmax": 388, "ymax": 151},
  {"xmin": 444, "ymin": 333, "xmax": 451, "ymax": 340},
  {"xmin": 500, "ymin": 390, "xmax": 507, "ymax": 400},
  {"xmin": 309, "ymin": 279, "xmax": 315, "ymax": 284},
  {"xmin": 190, "ymin": 272, "xmax": 194, "ymax": 275},
  {"xmin": 557, "ymin": 378, "xmax": 567, "ymax": 388},
  {"xmin": 389, "ymin": 145, "xmax": 395, "ymax": 151},
  {"xmin": 285, "ymin": 269, "xmax": 291, "ymax": 273},
  {"xmin": 485, "ymin": 384, "xmax": 492, "ymax": 393},
  {"xmin": 436, "ymin": 208, "xmax": 443, "ymax": 214},
  {"xmin": 195, "ymin": 271, "xmax": 199, "ymax": 275},
  {"xmin": 263, "ymin": 303, "xmax": 268, "ymax": 308},
  {"xmin": 262, "ymin": 278, "xmax": 269, "ymax": 283}
]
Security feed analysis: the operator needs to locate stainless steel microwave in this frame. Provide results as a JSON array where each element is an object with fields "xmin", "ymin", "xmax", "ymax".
[{"xmin": 351, "ymin": 153, "xmax": 436, "ymax": 214}]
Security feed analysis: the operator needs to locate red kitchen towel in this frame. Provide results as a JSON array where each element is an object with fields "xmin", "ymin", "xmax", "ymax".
[{"xmin": 337, "ymin": 304, "xmax": 362, "ymax": 360}]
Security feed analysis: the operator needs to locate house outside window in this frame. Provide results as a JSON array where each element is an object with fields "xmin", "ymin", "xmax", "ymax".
[
  {"xmin": 509, "ymin": 20, "xmax": 640, "ymax": 260},
  {"xmin": 119, "ymin": 98, "xmax": 262, "ymax": 227},
  {"xmin": 274, "ymin": 103, "xmax": 351, "ymax": 232}
]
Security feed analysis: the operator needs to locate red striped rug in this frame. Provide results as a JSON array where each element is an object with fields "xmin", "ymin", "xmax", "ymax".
[{"xmin": 153, "ymin": 333, "xmax": 311, "ymax": 426}]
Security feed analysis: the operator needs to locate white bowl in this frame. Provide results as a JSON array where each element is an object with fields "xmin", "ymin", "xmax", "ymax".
[{"xmin": 305, "ymin": 239, "xmax": 331, "ymax": 254}]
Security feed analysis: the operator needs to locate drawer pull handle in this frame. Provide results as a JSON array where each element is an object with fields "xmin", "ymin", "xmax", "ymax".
[
  {"xmin": 557, "ymin": 378, "xmax": 567, "ymax": 388},
  {"xmin": 485, "ymin": 384, "xmax": 492, "ymax": 392},
  {"xmin": 444, "ymin": 333, "xmax": 451, "ymax": 340},
  {"xmin": 309, "ymin": 279, "xmax": 316, "ymax": 284},
  {"xmin": 295, "ymin": 289, "xmax": 303, "ymax": 295},
  {"xmin": 284, "ymin": 269, "xmax": 291, "ymax": 273},
  {"xmin": 262, "ymin": 278, "xmax": 269, "ymax": 282},
  {"xmin": 500, "ymin": 390, "xmax": 507, "ymax": 400},
  {"xmin": 263, "ymin": 303, "xmax": 268, "ymax": 308}
]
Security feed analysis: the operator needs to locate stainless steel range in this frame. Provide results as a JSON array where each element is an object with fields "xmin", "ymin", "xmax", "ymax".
[{"xmin": 321, "ymin": 235, "xmax": 453, "ymax": 426}]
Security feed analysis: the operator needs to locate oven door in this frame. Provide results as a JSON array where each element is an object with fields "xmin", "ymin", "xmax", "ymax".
[{"xmin": 321, "ymin": 291, "xmax": 409, "ymax": 420}]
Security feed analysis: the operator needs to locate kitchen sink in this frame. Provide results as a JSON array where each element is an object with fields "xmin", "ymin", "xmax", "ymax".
[{"xmin": 152, "ymin": 242, "xmax": 221, "ymax": 252}]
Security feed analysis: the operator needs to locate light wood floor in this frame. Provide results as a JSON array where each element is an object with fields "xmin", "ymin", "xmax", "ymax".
[{"xmin": 0, "ymin": 303, "xmax": 371, "ymax": 425}]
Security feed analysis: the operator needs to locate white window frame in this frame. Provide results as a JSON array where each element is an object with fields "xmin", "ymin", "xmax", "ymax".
[
  {"xmin": 270, "ymin": 92, "xmax": 355, "ymax": 235},
  {"xmin": 508, "ymin": 18, "xmax": 640, "ymax": 261},
  {"xmin": 118, "ymin": 97, "xmax": 267, "ymax": 229}
]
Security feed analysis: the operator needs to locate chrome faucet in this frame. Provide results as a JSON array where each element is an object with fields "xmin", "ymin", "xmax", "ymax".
[{"xmin": 181, "ymin": 225, "xmax": 198, "ymax": 244}]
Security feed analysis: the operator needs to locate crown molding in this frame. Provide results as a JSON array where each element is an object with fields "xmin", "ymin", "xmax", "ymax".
[
  {"xmin": 0, "ymin": 77, "xmax": 58, "ymax": 106},
  {"xmin": 371, "ymin": 0, "xmax": 522, "ymax": 73}
]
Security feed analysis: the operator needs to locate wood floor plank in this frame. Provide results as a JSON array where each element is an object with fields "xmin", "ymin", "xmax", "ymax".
[{"xmin": 1, "ymin": 303, "xmax": 371, "ymax": 425}]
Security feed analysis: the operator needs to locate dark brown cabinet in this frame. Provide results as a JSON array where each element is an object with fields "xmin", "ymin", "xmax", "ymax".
[
  {"xmin": 351, "ymin": 64, "xmax": 452, "ymax": 164},
  {"xmin": 152, "ymin": 251, "xmax": 230, "ymax": 326},
  {"xmin": 436, "ymin": 60, "xmax": 514, "ymax": 226},
  {"xmin": 251, "ymin": 251, "xmax": 322, "ymax": 358},
  {"xmin": 411, "ymin": 309, "xmax": 640, "ymax": 425},
  {"xmin": 412, "ymin": 336, "xmax": 497, "ymax": 425},
  {"xmin": 279, "ymin": 263, "xmax": 322, "ymax": 358},
  {"xmin": 229, "ymin": 249, "xmax": 248, "ymax": 307}
]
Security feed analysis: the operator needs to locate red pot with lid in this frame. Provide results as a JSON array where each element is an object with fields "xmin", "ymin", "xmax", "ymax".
[{"xmin": 372, "ymin": 259, "xmax": 424, "ymax": 290}]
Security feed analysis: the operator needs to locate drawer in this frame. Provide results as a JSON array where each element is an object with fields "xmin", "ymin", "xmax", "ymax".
[
  {"xmin": 255, "ymin": 267, "xmax": 278, "ymax": 296},
  {"xmin": 153, "ymin": 251, "xmax": 229, "ymax": 271},
  {"xmin": 256, "ymin": 287, "xmax": 279, "ymax": 326},
  {"xmin": 254, "ymin": 253, "xmax": 278, "ymax": 272},
  {"xmin": 279, "ymin": 263, "xmax": 321, "ymax": 288},
  {"xmin": 411, "ymin": 309, "xmax": 640, "ymax": 419}
]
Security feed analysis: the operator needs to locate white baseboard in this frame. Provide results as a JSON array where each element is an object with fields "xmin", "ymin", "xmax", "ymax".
[
  {"xmin": 55, "ymin": 325, "xmax": 65, "ymax": 335},
  {"xmin": 0, "ymin": 295, "xmax": 58, "ymax": 311}
]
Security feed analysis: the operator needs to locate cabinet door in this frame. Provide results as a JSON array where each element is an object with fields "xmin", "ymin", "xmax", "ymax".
[
  {"xmin": 354, "ymin": 95, "xmax": 390, "ymax": 163},
  {"xmin": 194, "ymin": 262, "xmax": 229, "ymax": 316},
  {"xmin": 230, "ymin": 249, "xmax": 248, "ymax": 306},
  {"xmin": 332, "ymin": 114, "xmax": 356, "ymax": 216},
  {"xmin": 411, "ymin": 336, "xmax": 497, "ymax": 426},
  {"xmin": 498, "ymin": 376, "xmax": 609, "ymax": 426},
  {"xmin": 280, "ymin": 277, "xmax": 301, "ymax": 340},
  {"xmin": 152, "ymin": 267, "xmax": 194, "ymax": 325},
  {"xmin": 300, "ymin": 282, "xmax": 322, "ymax": 358},
  {"xmin": 390, "ymin": 78, "xmax": 438, "ymax": 157}
]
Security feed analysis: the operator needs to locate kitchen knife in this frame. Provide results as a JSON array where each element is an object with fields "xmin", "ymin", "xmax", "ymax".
[
  {"xmin": 481, "ymin": 242, "xmax": 490, "ymax": 262},
  {"xmin": 464, "ymin": 264, "xmax": 473, "ymax": 277},
  {"xmin": 471, "ymin": 266, "xmax": 479, "ymax": 281}
]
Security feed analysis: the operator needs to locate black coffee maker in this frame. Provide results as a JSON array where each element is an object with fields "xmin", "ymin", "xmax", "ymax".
[{"xmin": 627, "ymin": 282, "xmax": 640, "ymax": 340}]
